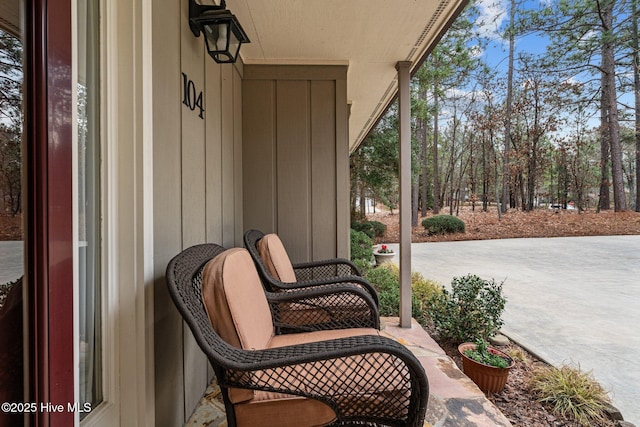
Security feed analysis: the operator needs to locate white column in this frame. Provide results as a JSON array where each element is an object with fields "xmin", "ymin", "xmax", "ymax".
[{"xmin": 396, "ymin": 61, "xmax": 412, "ymax": 328}]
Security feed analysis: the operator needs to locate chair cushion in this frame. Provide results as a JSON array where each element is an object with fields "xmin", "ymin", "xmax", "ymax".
[
  {"xmin": 234, "ymin": 328, "xmax": 379, "ymax": 427},
  {"xmin": 234, "ymin": 393, "xmax": 336, "ymax": 427},
  {"xmin": 202, "ymin": 248, "xmax": 277, "ymax": 404},
  {"xmin": 257, "ymin": 234, "xmax": 297, "ymax": 282},
  {"xmin": 270, "ymin": 327, "xmax": 410, "ymax": 415},
  {"xmin": 201, "ymin": 248, "xmax": 274, "ymax": 350},
  {"xmin": 268, "ymin": 327, "xmax": 379, "ymax": 348}
]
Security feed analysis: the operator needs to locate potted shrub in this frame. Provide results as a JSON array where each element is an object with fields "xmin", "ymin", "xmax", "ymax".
[
  {"xmin": 458, "ymin": 339, "xmax": 514, "ymax": 393},
  {"xmin": 373, "ymin": 244, "xmax": 395, "ymax": 265}
]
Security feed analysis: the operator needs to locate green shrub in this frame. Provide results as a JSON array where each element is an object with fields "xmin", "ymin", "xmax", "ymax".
[
  {"xmin": 421, "ymin": 215, "xmax": 465, "ymax": 235},
  {"xmin": 529, "ymin": 364, "xmax": 611, "ymax": 426},
  {"xmin": 426, "ymin": 274, "xmax": 505, "ymax": 343},
  {"xmin": 351, "ymin": 221, "xmax": 375, "ymax": 238},
  {"xmin": 365, "ymin": 264, "xmax": 402, "ymax": 316},
  {"xmin": 369, "ymin": 220, "xmax": 387, "ymax": 238},
  {"xmin": 351, "ymin": 220, "xmax": 387, "ymax": 239},
  {"xmin": 411, "ymin": 272, "xmax": 443, "ymax": 315},
  {"xmin": 350, "ymin": 229, "xmax": 374, "ymax": 272},
  {"xmin": 364, "ymin": 264, "xmax": 431, "ymax": 325}
]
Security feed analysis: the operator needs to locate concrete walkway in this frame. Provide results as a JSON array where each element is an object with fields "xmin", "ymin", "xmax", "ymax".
[{"xmin": 388, "ymin": 235, "xmax": 640, "ymax": 425}]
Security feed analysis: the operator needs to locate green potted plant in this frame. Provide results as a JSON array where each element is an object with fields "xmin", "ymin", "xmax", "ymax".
[{"xmin": 458, "ymin": 339, "xmax": 514, "ymax": 393}]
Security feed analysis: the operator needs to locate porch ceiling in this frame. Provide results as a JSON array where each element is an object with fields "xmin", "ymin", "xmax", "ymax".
[{"xmin": 230, "ymin": 0, "xmax": 467, "ymax": 152}]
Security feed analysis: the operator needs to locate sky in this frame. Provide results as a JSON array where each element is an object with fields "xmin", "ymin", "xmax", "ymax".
[{"xmin": 437, "ymin": 0, "xmax": 637, "ymax": 134}]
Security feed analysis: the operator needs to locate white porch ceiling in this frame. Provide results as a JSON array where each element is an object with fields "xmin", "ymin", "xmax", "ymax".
[{"xmin": 229, "ymin": 0, "xmax": 466, "ymax": 151}]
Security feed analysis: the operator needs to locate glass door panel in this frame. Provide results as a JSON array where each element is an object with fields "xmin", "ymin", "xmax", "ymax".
[
  {"xmin": 76, "ymin": 0, "xmax": 102, "ymax": 416},
  {"xmin": 0, "ymin": 1, "xmax": 25, "ymax": 426}
]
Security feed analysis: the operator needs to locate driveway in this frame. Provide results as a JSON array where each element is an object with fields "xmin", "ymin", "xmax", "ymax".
[
  {"xmin": 0, "ymin": 241, "xmax": 23, "ymax": 284},
  {"xmin": 389, "ymin": 235, "xmax": 640, "ymax": 425}
]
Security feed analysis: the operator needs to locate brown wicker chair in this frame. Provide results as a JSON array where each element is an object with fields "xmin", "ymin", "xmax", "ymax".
[
  {"xmin": 244, "ymin": 229, "xmax": 379, "ymax": 308},
  {"xmin": 165, "ymin": 244, "xmax": 428, "ymax": 427}
]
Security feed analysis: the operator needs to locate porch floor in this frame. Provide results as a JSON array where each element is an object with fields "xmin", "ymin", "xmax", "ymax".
[{"xmin": 186, "ymin": 317, "xmax": 512, "ymax": 427}]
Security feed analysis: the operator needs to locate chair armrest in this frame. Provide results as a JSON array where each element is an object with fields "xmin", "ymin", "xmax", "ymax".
[
  {"xmin": 279, "ymin": 275, "xmax": 379, "ymax": 307},
  {"xmin": 265, "ymin": 284, "xmax": 380, "ymax": 331},
  {"xmin": 292, "ymin": 258, "xmax": 363, "ymax": 280},
  {"xmin": 220, "ymin": 335, "xmax": 428, "ymax": 427}
]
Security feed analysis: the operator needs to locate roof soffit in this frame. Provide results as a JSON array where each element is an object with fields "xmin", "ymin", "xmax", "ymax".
[{"xmin": 228, "ymin": 0, "xmax": 466, "ymax": 151}]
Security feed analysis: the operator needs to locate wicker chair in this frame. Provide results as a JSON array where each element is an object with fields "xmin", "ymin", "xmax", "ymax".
[
  {"xmin": 165, "ymin": 244, "xmax": 429, "ymax": 427},
  {"xmin": 243, "ymin": 229, "xmax": 379, "ymax": 308}
]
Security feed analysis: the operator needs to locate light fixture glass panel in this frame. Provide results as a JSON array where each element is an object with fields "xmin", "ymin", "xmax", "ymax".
[
  {"xmin": 228, "ymin": 28, "xmax": 240, "ymax": 59},
  {"xmin": 215, "ymin": 22, "xmax": 229, "ymax": 51}
]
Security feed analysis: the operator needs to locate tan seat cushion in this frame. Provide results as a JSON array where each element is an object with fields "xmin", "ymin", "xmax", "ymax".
[
  {"xmin": 234, "ymin": 392, "xmax": 336, "ymax": 427},
  {"xmin": 257, "ymin": 233, "xmax": 297, "ymax": 282},
  {"xmin": 201, "ymin": 248, "xmax": 274, "ymax": 350},
  {"xmin": 235, "ymin": 328, "xmax": 379, "ymax": 427},
  {"xmin": 268, "ymin": 327, "xmax": 379, "ymax": 348},
  {"xmin": 201, "ymin": 248, "xmax": 275, "ymax": 404}
]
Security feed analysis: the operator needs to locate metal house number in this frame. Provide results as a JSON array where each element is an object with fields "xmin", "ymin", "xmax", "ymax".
[{"xmin": 181, "ymin": 72, "xmax": 204, "ymax": 119}]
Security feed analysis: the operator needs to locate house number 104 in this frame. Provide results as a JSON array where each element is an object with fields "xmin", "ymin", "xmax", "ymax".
[{"xmin": 181, "ymin": 72, "xmax": 204, "ymax": 119}]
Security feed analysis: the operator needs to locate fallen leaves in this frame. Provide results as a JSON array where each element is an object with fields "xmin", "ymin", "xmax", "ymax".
[
  {"xmin": 369, "ymin": 207, "xmax": 640, "ymax": 244},
  {"xmin": 0, "ymin": 214, "xmax": 22, "ymax": 241}
]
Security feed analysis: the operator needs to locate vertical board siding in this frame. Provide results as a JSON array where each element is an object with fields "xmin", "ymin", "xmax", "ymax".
[
  {"xmin": 152, "ymin": 0, "xmax": 184, "ymax": 424},
  {"xmin": 179, "ymin": 0, "xmax": 208, "ymax": 417},
  {"xmin": 242, "ymin": 80, "xmax": 277, "ymax": 233},
  {"xmin": 221, "ymin": 66, "xmax": 236, "ymax": 248},
  {"xmin": 276, "ymin": 80, "xmax": 311, "ymax": 262},
  {"xmin": 242, "ymin": 65, "xmax": 349, "ymax": 264},
  {"xmin": 311, "ymin": 80, "xmax": 337, "ymax": 260},
  {"xmin": 335, "ymin": 79, "xmax": 350, "ymax": 259},
  {"xmin": 205, "ymin": 60, "xmax": 223, "ymax": 245},
  {"xmin": 233, "ymin": 68, "xmax": 244, "ymax": 246},
  {"xmin": 153, "ymin": 0, "xmax": 243, "ymax": 424}
]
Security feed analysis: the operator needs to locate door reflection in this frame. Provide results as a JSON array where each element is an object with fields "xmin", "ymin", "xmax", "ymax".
[{"xmin": 0, "ymin": 3, "xmax": 25, "ymax": 426}]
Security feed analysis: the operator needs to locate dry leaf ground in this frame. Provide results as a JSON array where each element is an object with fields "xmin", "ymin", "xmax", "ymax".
[
  {"xmin": 368, "ymin": 206, "xmax": 640, "ymax": 244},
  {"xmin": 0, "ymin": 214, "xmax": 21, "ymax": 241}
]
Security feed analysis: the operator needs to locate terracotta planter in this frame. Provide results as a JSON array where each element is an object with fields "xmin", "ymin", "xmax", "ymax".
[{"xmin": 458, "ymin": 342, "xmax": 514, "ymax": 393}]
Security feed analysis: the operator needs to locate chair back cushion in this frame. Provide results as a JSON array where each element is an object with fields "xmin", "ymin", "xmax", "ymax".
[
  {"xmin": 257, "ymin": 234, "xmax": 297, "ymax": 282},
  {"xmin": 201, "ymin": 248, "xmax": 274, "ymax": 350}
]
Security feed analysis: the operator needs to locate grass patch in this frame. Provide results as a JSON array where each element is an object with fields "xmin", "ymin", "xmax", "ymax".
[{"xmin": 529, "ymin": 364, "xmax": 611, "ymax": 426}]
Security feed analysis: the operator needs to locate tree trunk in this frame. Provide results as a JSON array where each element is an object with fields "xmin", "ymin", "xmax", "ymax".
[
  {"xmin": 502, "ymin": 0, "xmax": 516, "ymax": 214},
  {"xmin": 598, "ymin": 72, "xmax": 611, "ymax": 211},
  {"xmin": 412, "ymin": 182, "xmax": 419, "ymax": 226},
  {"xmin": 448, "ymin": 114, "xmax": 458, "ymax": 215},
  {"xmin": 359, "ymin": 180, "xmax": 367, "ymax": 218},
  {"xmin": 420, "ymin": 112, "xmax": 429, "ymax": 216},
  {"xmin": 482, "ymin": 134, "xmax": 488, "ymax": 212},
  {"xmin": 433, "ymin": 86, "xmax": 441, "ymax": 214},
  {"xmin": 601, "ymin": 1, "xmax": 627, "ymax": 211},
  {"xmin": 470, "ymin": 134, "xmax": 476, "ymax": 211},
  {"xmin": 633, "ymin": 0, "xmax": 640, "ymax": 211}
]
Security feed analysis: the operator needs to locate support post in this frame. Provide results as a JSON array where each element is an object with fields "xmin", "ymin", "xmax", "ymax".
[{"xmin": 396, "ymin": 61, "xmax": 412, "ymax": 328}]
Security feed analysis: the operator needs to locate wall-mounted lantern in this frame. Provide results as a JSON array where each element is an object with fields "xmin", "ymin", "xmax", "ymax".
[{"xmin": 189, "ymin": 0, "xmax": 250, "ymax": 64}]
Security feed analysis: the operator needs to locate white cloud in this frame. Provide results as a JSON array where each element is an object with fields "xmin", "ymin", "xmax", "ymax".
[{"xmin": 475, "ymin": 0, "xmax": 509, "ymax": 42}]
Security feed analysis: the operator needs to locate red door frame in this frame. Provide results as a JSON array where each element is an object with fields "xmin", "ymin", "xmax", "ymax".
[{"xmin": 25, "ymin": 0, "xmax": 75, "ymax": 425}]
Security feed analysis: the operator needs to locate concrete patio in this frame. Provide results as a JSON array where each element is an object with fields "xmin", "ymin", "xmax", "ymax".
[{"xmin": 186, "ymin": 317, "xmax": 511, "ymax": 427}]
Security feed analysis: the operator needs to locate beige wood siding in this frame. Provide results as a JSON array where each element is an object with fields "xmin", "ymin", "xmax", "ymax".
[
  {"xmin": 242, "ymin": 65, "xmax": 349, "ymax": 263},
  {"xmin": 152, "ymin": 0, "xmax": 244, "ymax": 424}
]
